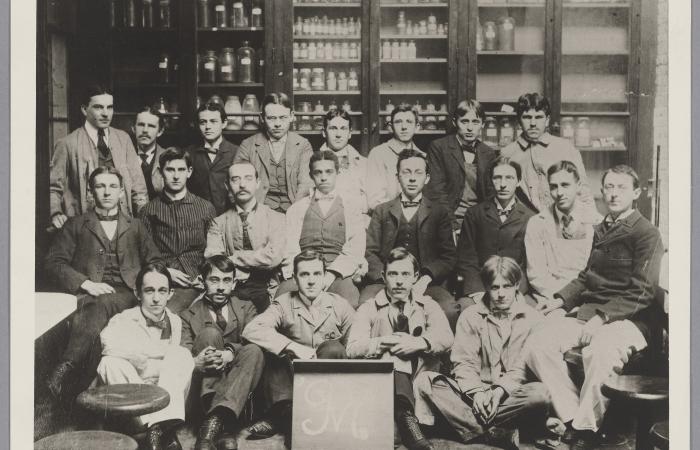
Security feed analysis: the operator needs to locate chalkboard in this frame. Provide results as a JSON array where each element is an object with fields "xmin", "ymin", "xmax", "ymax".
[{"xmin": 291, "ymin": 360, "xmax": 394, "ymax": 450}]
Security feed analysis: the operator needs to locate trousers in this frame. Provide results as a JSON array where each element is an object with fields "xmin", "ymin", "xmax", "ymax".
[
  {"xmin": 96, "ymin": 345, "xmax": 194, "ymax": 427},
  {"xmin": 525, "ymin": 316, "xmax": 647, "ymax": 431},
  {"xmin": 275, "ymin": 277, "xmax": 360, "ymax": 309}
]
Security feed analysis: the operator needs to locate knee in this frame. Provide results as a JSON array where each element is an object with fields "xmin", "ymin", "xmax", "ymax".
[
  {"xmin": 523, "ymin": 382, "xmax": 552, "ymax": 410},
  {"xmin": 237, "ymin": 344, "xmax": 265, "ymax": 366},
  {"xmin": 412, "ymin": 371, "xmax": 433, "ymax": 397},
  {"xmin": 97, "ymin": 356, "xmax": 135, "ymax": 380},
  {"xmin": 193, "ymin": 327, "xmax": 224, "ymax": 353},
  {"xmin": 316, "ymin": 340, "xmax": 347, "ymax": 359}
]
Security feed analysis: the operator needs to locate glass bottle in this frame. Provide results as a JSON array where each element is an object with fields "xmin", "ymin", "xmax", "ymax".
[
  {"xmin": 156, "ymin": 97, "xmax": 168, "ymax": 114},
  {"xmin": 313, "ymin": 101, "xmax": 325, "ymax": 130},
  {"xmin": 232, "ymin": 1, "xmax": 246, "ymax": 28},
  {"xmin": 326, "ymin": 70, "xmax": 337, "ymax": 91},
  {"xmin": 157, "ymin": 53, "xmax": 170, "ymax": 83},
  {"xmin": 437, "ymin": 23, "xmax": 445, "ymax": 35},
  {"xmin": 499, "ymin": 118, "xmax": 514, "ymax": 146},
  {"xmin": 406, "ymin": 20, "xmax": 413, "ymax": 36},
  {"xmin": 158, "ymin": 0, "xmax": 171, "ymax": 28},
  {"xmin": 293, "ymin": 68, "xmax": 299, "ymax": 90},
  {"xmin": 198, "ymin": 0, "xmax": 211, "ymax": 28},
  {"xmin": 385, "ymin": 100, "xmax": 394, "ymax": 129},
  {"xmin": 337, "ymin": 71, "xmax": 348, "ymax": 91},
  {"xmin": 427, "ymin": 14, "xmax": 437, "ymax": 35},
  {"xmin": 209, "ymin": 95, "xmax": 224, "ymax": 106},
  {"xmin": 316, "ymin": 42, "xmax": 325, "ymax": 60},
  {"xmin": 295, "ymin": 16, "xmax": 303, "ymax": 35},
  {"xmin": 297, "ymin": 102, "xmax": 312, "ymax": 131},
  {"xmin": 397, "ymin": 11, "xmax": 406, "ymax": 35},
  {"xmin": 497, "ymin": 17, "xmax": 515, "ymax": 51},
  {"xmin": 328, "ymin": 100, "xmax": 338, "ymax": 112},
  {"xmin": 560, "ymin": 117, "xmax": 575, "ymax": 142},
  {"xmin": 250, "ymin": 0, "xmax": 263, "ymax": 28},
  {"xmin": 109, "ymin": 0, "xmax": 121, "ymax": 28},
  {"xmin": 218, "ymin": 48, "xmax": 236, "ymax": 82},
  {"xmin": 348, "ymin": 68, "xmax": 358, "ymax": 90},
  {"xmin": 575, "ymin": 117, "xmax": 591, "ymax": 147},
  {"xmin": 399, "ymin": 41, "xmax": 408, "ymax": 60},
  {"xmin": 308, "ymin": 41, "xmax": 317, "ymax": 60},
  {"xmin": 311, "ymin": 68, "xmax": 325, "ymax": 90},
  {"xmin": 438, "ymin": 103, "xmax": 448, "ymax": 129},
  {"xmin": 349, "ymin": 42, "xmax": 358, "ymax": 60},
  {"xmin": 142, "ymin": 0, "xmax": 154, "ymax": 28},
  {"xmin": 201, "ymin": 51, "xmax": 217, "ymax": 83},
  {"xmin": 237, "ymin": 42, "xmax": 255, "ymax": 83},
  {"xmin": 242, "ymin": 95, "xmax": 261, "ymax": 130},
  {"xmin": 320, "ymin": 16, "xmax": 329, "ymax": 35},
  {"xmin": 300, "ymin": 42, "xmax": 309, "ymax": 59},
  {"xmin": 302, "ymin": 18, "xmax": 311, "ymax": 35},
  {"xmin": 424, "ymin": 100, "xmax": 437, "ymax": 130},
  {"xmin": 340, "ymin": 42, "xmax": 349, "ymax": 59},
  {"xmin": 293, "ymin": 42, "xmax": 300, "ymax": 59},
  {"xmin": 483, "ymin": 21, "xmax": 497, "ymax": 51},
  {"xmin": 391, "ymin": 41, "xmax": 400, "ymax": 59},
  {"xmin": 408, "ymin": 40, "xmax": 416, "ymax": 59},
  {"xmin": 299, "ymin": 68, "xmax": 312, "ymax": 91},
  {"xmin": 324, "ymin": 42, "xmax": 333, "ymax": 60},
  {"xmin": 476, "ymin": 19, "xmax": 483, "ymax": 51},
  {"xmin": 125, "ymin": 0, "xmax": 137, "ymax": 27},
  {"xmin": 333, "ymin": 43, "xmax": 341, "ymax": 59},
  {"xmin": 382, "ymin": 40, "xmax": 392, "ymax": 60},
  {"xmin": 225, "ymin": 95, "xmax": 243, "ymax": 130},
  {"xmin": 341, "ymin": 17, "xmax": 349, "ymax": 36},
  {"xmin": 418, "ymin": 20, "xmax": 427, "ymax": 35},
  {"xmin": 257, "ymin": 48, "xmax": 265, "ymax": 83},
  {"xmin": 483, "ymin": 117, "xmax": 499, "ymax": 147}
]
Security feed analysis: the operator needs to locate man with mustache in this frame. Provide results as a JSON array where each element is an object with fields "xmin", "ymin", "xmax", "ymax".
[
  {"xmin": 49, "ymin": 84, "xmax": 148, "ymax": 229},
  {"xmin": 133, "ymin": 106, "xmax": 168, "ymax": 200},
  {"xmin": 187, "ymin": 102, "xmax": 239, "ymax": 215},
  {"xmin": 139, "ymin": 148, "xmax": 217, "ymax": 313},
  {"xmin": 456, "ymin": 156, "xmax": 536, "ymax": 304},
  {"xmin": 347, "ymin": 247, "xmax": 453, "ymax": 450},
  {"xmin": 205, "ymin": 161, "xmax": 286, "ymax": 313}
]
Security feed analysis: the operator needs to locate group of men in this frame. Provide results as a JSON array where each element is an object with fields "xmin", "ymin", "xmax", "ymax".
[{"xmin": 42, "ymin": 85, "xmax": 664, "ymax": 450}]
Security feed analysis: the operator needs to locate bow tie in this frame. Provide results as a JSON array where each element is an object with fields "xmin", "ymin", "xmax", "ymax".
[
  {"xmin": 498, "ymin": 208, "xmax": 512, "ymax": 218},
  {"xmin": 206, "ymin": 147, "xmax": 219, "ymax": 155},
  {"xmin": 461, "ymin": 143, "xmax": 476, "ymax": 154},
  {"xmin": 401, "ymin": 200, "xmax": 420, "ymax": 208},
  {"xmin": 96, "ymin": 212, "xmax": 119, "ymax": 221},
  {"xmin": 145, "ymin": 315, "xmax": 169, "ymax": 330},
  {"xmin": 316, "ymin": 194, "xmax": 335, "ymax": 201},
  {"xmin": 491, "ymin": 309, "xmax": 512, "ymax": 320}
]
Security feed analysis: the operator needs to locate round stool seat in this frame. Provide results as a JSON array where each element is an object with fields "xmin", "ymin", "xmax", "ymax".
[
  {"xmin": 76, "ymin": 383, "xmax": 170, "ymax": 417},
  {"xmin": 650, "ymin": 420, "xmax": 669, "ymax": 450},
  {"xmin": 601, "ymin": 375, "xmax": 669, "ymax": 402},
  {"xmin": 35, "ymin": 430, "xmax": 138, "ymax": 450}
]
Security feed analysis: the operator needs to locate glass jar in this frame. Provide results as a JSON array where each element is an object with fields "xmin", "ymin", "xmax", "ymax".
[
  {"xmin": 313, "ymin": 101, "xmax": 325, "ymax": 130},
  {"xmin": 198, "ymin": 0, "xmax": 211, "ymax": 28},
  {"xmin": 476, "ymin": 19, "xmax": 483, "ymax": 51},
  {"xmin": 299, "ymin": 68, "xmax": 312, "ymax": 91},
  {"xmin": 483, "ymin": 117, "xmax": 499, "ymax": 147},
  {"xmin": 311, "ymin": 68, "xmax": 325, "ymax": 91},
  {"xmin": 242, "ymin": 95, "xmax": 260, "ymax": 130},
  {"xmin": 224, "ymin": 95, "xmax": 243, "ymax": 130},
  {"xmin": 295, "ymin": 16, "xmax": 303, "ymax": 35},
  {"xmin": 405, "ymin": 20, "xmax": 413, "ymax": 35},
  {"xmin": 109, "ymin": 0, "xmax": 120, "ymax": 28},
  {"xmin": 391, "ymin": 41, "xmax": 401, "ymax": 59},
  {"xmin": 499, "ymin": 118, "xmax": 514, "ymax": 146},
  {"xmin": 575, "ymin": 117, "xmax": 591, "ymax": 147},
  {"xmin": 300, "ymin": 42, "xmax": 309, "ymax": 59},
  {"xmin": 349, "ymin": 42, "xmax": 358, "ymax": 60},
  {"xmin": 201, "ymin": 51, "xmax": 217, "ymax": 83},
  {"xmin": 214, "ymin": 0, "xmax": 227, "ymax": 28},
  {"xmin": 320, "ymin": 16, "xmax": 329, "ymax": 35},
  {"xmin": 302, "ymin": 18, "xmax": 311, "ymax": 35},
  {"xmin": 156, "ymin": 97, "xmax": 168, "ymax": 114},
  {"xmin": 385, "ymin": 100, "xmax": 395, "ymax": 128},
  {"xmin": 483, "ymin": 21, "xmax": 497, "ymax": 51},
  {"xmin": 337, "ymin": 71, "xmax": 348, "ymax": 91},
  {"xmin": 418, "ymin": 20, "xmax": 427, "ymax": 35},
  {"xmin": 257, "ymin": 48, "xmax": 265, "ymax": 83},
  {"xmin": 296, "ymin": 101, "xmax": 313, "ymax": 131},
  {"xmin": 497, "ymin": 17, "xmax": 515, "ymax": 51},
  {"xmin": 231, "ymin": 2, "xmax": 246, "ymax": 28},
  {"xmin": 427, "ymin": 14, "xmax": 437, "ymax": 35},
  {"xmin": 339, "ymin": 42, "xmax": 348, "ymax": 59},
  {"xmin": 560, "ymin": 117, "xmax": 575, "ymax": 142},
  {"xmin": 341, "ymin": 17, "xmax": 349, "ymax": 35},
  {"xmin": 293, "ymin": 42, "xmax": 300, "ymax": 59},
  {"xmin": 142, "ymin": 0, "xmax": 154, "ymax": 28},
  {"xmin": 325, "ymin": 42, "xmax": 334, "ymax": 60},
  {"xmin": 348, "ymin": 68, "xmax": 358, "ymax": 90},
  {"xmin": 218, "ymin": 48, "xmax": 235, "ymax": 82},
  {"xmin": 125, "ymin": 0, "xmax": 137, "ymax": 27},
  {"xmin": 237, "ymin": 42, "xmax": 255, "ymax": 83},
  {"xmin": 316, "ymin": 42, "xmax": 325, "ymax": 60},
  {"xmin": 157, "ymin": 53, "xmax": 170, "ymax": 83},
  {"xmin": 437, "ymin": 23, "xmax": 445, "ymax": 35},
  {"xmin": 407, "ymin": 40, "xmax": 416, "ymax": 59},
  {"xmin": 399, "ymin": 41, "xmax": 408, "ymax": 60},
  {"xmin": 382, "ymin": 41, "xmax": 392, "ymax": 60},
  {"xmin": 333, "ymin": 43, "xmax": 341, "ymax": 59},
  {"xmin": 308, "ymin": 41, "xmax": 317, "ymax": 60},
  {"xmin": 326, "ymin": 70, "xmax": 337, "ymax": 91},
  {"xmin": 397, "ymin": 11, "xmax": 406, "ymax": 35},
  {"xmin": 424, "ymin": 100, "xmax": 437, "ymax": 130},
  {"xmin": 208, "ymin": 94, "xmax": 223, "ymax": 105},
  {"xmin": 158, "ymin": 0, "xmax": 171, "ymax": 28},
  {"xmin": 251, "ymin": 0, "xmax": 263, "ymax": 28}
]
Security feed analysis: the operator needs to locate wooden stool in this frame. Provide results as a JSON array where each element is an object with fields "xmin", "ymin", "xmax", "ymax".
[
  {"xmin": 650, "ymin": 420, "xmax": 669, "ymax": 450},
  {"xmin": 76, "ymin": 383, "xmax": 170, "ymax": 417},
  {"xmin": 601, "ymin": 375, "xmax": 668, "ymax": 450},
  {"xmin": 35, "ymin": 430, "xmax": 138, "ymax": 450}
]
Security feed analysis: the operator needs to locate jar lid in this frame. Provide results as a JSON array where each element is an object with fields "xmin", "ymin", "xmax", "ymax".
[
  {"xmin": 221, "ymin": 47, "xmax": 234, "ymax": 52},
  {"xmin": 300, "ymin": 68, "xmax": 312, "ymax": 73},
  {"xmin": 498, "ymin": 16, "xmax": 515, "ymax": 23},
  {"xmin": 312, "ymin": 68, "xmax": 324, "ymax": 73}
]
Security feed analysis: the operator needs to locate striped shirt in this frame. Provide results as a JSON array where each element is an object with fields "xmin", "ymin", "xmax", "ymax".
[{"xmin": 139, "ymin": 191, "xmax": 217, "ymax": 278}]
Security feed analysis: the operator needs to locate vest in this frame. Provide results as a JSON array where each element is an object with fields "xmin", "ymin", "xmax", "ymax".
[
  {"xmin": 455, "ymin": 160, "xmax": 478, "ymax": 220},
  {"xmin": 394, "ymin": 211, "xmax": 420, "ymax": 261},
  {"xmin": 265, "ymin": 153, "xmax": 291, "ymax": 212},
  {"xmin": 299, "ymin": 198, "xmax": 346, "ymax": 264},
  {"xmin": 101, "ymin": 235, "xmax": 124, "ymax": 286}
]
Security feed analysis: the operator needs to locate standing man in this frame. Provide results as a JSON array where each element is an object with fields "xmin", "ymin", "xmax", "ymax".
[
  {"xmin": 457, "ymin": 156, "xmax": 536, "ymax": 302},
  {"xmin": 133, "ymin": 105, "xmax": 168, "ymax": 200},
  {"xmin": 187, "ymin": 102, "xmax": 239, "ymax": 215},
  {"xmin": 139, "ymin": 148, "xmax": 218, "ymax": 313},
  {"xmin": 347, "ymin": 248, "xmax": 453, "ymax": 450},
  {"xmin": 278, "ymin": 150, "xmax": 366, "ymax": 307},
  {"xmin": 97, "ymin": 263, "xmax": 194, "ymax": 450},
  {"xmin": 525, "ymin": 161, "xmax": 602, "ymax": 307},
  {"xmin": 180, "ymin": 255, "xmax": 264, "ymax": 450},
  {"xmin": 525, "ymin": 165, "xmax": 664, "ymax": 448},
  {"xmin": 501, "ymin": 93, "xmax": 593, "ymax": 216},
  {"xmin": 44, "ymin": 166, "xmax": 162, "ymax": 400},
  {"xmin": 242, "ymin": 250, "xmax": 356, "ymax": 444},
  {"xmin": 234, "ymin": 92, "xmax": 314, "ymax": 213},
  {"xmin": 205, "ymin": 161, "xmax": 286, "ymax": 313},
  {"xmin": 367, "ymin": 103, "xmax": 424, "ymax": 212},
  {"xmin": 363, "ymin": 149, "xmax": 459, "ymax": 328},
  {"xmin": 50, "ymin": 84, "xmax": 148, "ymax": 229},
  {"xmin": 424, "ymin": 99, "xmax": 498, "ymax": 230}
]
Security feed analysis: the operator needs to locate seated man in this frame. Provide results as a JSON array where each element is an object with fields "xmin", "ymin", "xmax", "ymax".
[
  {"xmin": 205, "ymin": 161, "xmax": 286, "ymax": 313},
  {"xmin": 414, "ymin": 256, "xmax": 564, "ymax": 449},
  {"xmin": 526, "ymin": 165, "xmax": 664, "ymax": 449},
  {"xmin": 525, "ymin": 161, "xmax": 602, "ymax": 308},
  {"xmin": 347, "ymin": 247, "xmax": 453, "ymax": 450},
  {"xmin": 45, "ymin": 166, "xmax": 162, "ymax": 401},
  {"xmin": 457, "ymin": 156, "xmax": 535, "ymax": 303},
  {"xmin": 277, "ymin": 150, "xmax": 366, "ymax": 307},
  {"xmin": 97, "ymin": 263, "xmax": 194, "ymax": 450},
  {"xmin": 242, "ymin": 250, "xmax": 356, "ymax": 443},
  {"xmin": 179, "ymin": 255, "xmax": 264, "ymax": 450},
  {"xmin": 139, "ymin": 148, "xmax": 218, "ymax": 313},
  {"xmin": 363, "ymin": 149, "xmax": 459, "ymax": 328}
]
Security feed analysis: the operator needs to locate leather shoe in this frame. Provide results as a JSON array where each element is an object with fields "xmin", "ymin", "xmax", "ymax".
[
  {"xmin": 396, "ymin": 411, "xmax": 433, "ymax": 450},
  {"xmin": 145, "ymin": 424, "xmax": 165, "ymax": 450},
  {"xmin": 484, "ymin": 426, "xmax": 519, "ymax": 450},
  {"xmin": 195, "ymin": 414, "xmax": 223, "ymax": 450},
  {"xmin": 246, "ymin": 419, "xmax": 277, "ymax": 440},
  {"xmin": 163, "ymin": 430, "xmax": 183, "ymax": 450},
  {"xmin": 46, "ymin": 360, "xmax": 74, "ymax": 401},
  {"xmin": 570, "ymin": 430, "xmax": 599, "ymax": 450},
  {"xmin": 217, "ymin": 433, "xmax": 238, "ymax": 450}
]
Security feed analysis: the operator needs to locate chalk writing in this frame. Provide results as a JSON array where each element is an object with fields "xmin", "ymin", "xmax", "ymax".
[{"xmin": 299, "ymin": 378, "xmax": 369, "ymax": 440}]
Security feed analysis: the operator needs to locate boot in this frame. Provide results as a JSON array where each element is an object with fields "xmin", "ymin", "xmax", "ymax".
[
  {"xmin": 484, "ymin": 426, "xmax": 519, "ymax": 450},
  {"xmin": 46, "ymin": 360, "xmax": 74, "ymax": 401},
  {"xmin": 145, "ymin": 424, "xmax": 165, "ymax": 450},
  {"xmin": 163, "ymin": 430, "xmax": 183, "ymax": 450},
  {"xmin": 246, "ymin": 419, "xmax": 277, "ymax": 440},
  {"xmin": 195, "ymin": 413, "xmax": 223, "ymax": 450},
  {"xmin": 396, "ymin": 411, "xmax": 433, "ymax": 450}
]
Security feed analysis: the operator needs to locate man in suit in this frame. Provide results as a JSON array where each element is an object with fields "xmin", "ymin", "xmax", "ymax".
[
  {"xmin": 180, "ymin": 255, "xmax": 264, "ymax": 450},
  {"xmin": 205, "ymin": 161, "xmax": 286, "ymax": 313},
  {"xmin": 97, "ymin": 263, "xmax": 194, "ymax": 450},
  {"xmin": 44, "ymin": 166, "xmax": 162, "ymax": 401},
  {"xmin": 525, "ymin": 165, "xmax": 664, "ymax": 449},
  {"xmin": 187, "ymin": 102, "xmax": 239, "ymax": 215},
  {"xmin": 133, "ymin": 106, "xmax": 168, "ymax": 200},
  {"xmin": 423, "ymin": 99, "xmax": 498, "ymax": 231},
  {"xmin": 456, "ymin": 156, "xmax": 536, "ymax": 304},
  {"xmin": 362, "ymin": 149, "xmax": 459, "ymax": 328},
  {"xmin": 50, "ymin": 84, "xmax": 148, "ymax": 229},
  {"xmin": 242, "ymin": 250, "xmax": 356, "ymax": 444},
  {"xmin": 234, "ymin": 92, "xmax": 314, "ymax": 213}
]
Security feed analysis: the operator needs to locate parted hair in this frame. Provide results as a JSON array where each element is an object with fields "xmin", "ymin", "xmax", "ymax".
[
  {"xmin": 453, "ymin": 99, "xmax": 486, "ymax": 122},
  {"xmin": 135, "ymin": 262, "xmax": 173, "ymax": 293},
  {"xmin": 261, "ymin": 92, "xmax": 293, "ymax": 113},
  {"xmin": 310, "ymin": 149, "xmax": 340, "ymax": 172},
  {"xmin": 480, "ymin": 255, "xmax": 523, "ymax": 290},
  {"xmin": 293, "ymin": 250, "xmax": 327, "ymax": 274},
  {"xmin": 489, "ymin": 155, "xmax": 522, "ymax": 181},
  {"xmin": 383, "ymin": 247, "xmax": 420, "ymax": 274},
  {"xmin": 136, "ymin": 105, "xmax": 166, "ymax": 131},
  {"xmin": 390, "ymin": 102, "xmax": 420, "ymax": 123},
  {"xmin": 197, "ymin": 101, "xmax": 227, "ymax": 123},
  {"xmin": 323, "ymin": 108, "xmax": 353, "ymax": 130},
  {"xmin": 396, "ymin": 148, "xmax": 429, "ymax": 174},
  {"xmin": 547, "ymin": 160, "xmax": 580, "ymax": 182},
  {"xmin": 602, "ymin": 164, "xmax": 640, "ymax": 189},
  {"xmin": 159, "ymin": 147, "xmax": 192, "ymax": 170},
  {"xmin": 199, "ymin": 254, "xmax": 236, "ymax": 279},
  {"xmin": 81, "ymin": 84, "xmax": 112, "ymax": 106},
  {"xmin": 515, "ymin": 92, "xmax": 551, "ymax": 118},
  {"xmin": 88, "ymin": 166, "xmax": 123, "ymax": 191}
]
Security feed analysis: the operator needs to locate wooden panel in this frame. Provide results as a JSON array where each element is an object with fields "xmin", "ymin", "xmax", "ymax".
[
  {"xmin": 367, "ymin": 0, "xmax": 381, "ymax": 151},
  {"xmin": 548, "ymin": 0, "xmax": 561, "ymax": 125},
  {"xmin": 465, "ymin": 0, "xmax": 478, "ymax": 98}
]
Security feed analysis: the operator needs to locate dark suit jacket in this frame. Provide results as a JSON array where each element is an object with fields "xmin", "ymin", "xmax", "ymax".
[
  {"xmin": 457, "ymin": 199, "xmax": 535, "ymax": 295},
  {"xmin": 366, "ymin": 196, "xmax": 456, "ymax": 284},
  {"xmin": 557, "ymin": 210, "xmax": 664, "ymax": 341},
  {"xmin": 424, "ymin": 136, "xmax": 498, "ymax": 218},
  {"xmin": 44, "ymin": 210, "xmax": 162, "ymax": 293},
  {"xmin": 180, "ymin": 294, "xmax": 258, "ymax": 355},
  {"xmin": 187, "ymin": 138, "xmax": 239, "ymax": 215}
]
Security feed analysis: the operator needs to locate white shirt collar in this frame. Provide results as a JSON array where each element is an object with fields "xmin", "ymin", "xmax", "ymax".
[
  {"xmin": 235, "ymin": 198, "xmax": 258, "ymax": 215},
  {"xmin": 495, "ymin": 197, "xmax": 516, "ymax": 212},
  {"xmin": 139, "ymin": 143, "xmax": 157, "ymax": 156},
  {"xmin": 555, "ymin": 203, "xmax": 578, "ymax": 222},
  {"xmin": 84, "ymin": 120, "xmax": 109, "ymax": 145},
  {"xmin": 314, "ymin": 188, "xmax": 337, "ymax": 200},
  {"xmin": 607, "ymin": 208, "xmax": 635, "ymax": 223},
  {"xmin": 204, "ymin": 136, "xmax": 223, "ymax": 150},
  {"xmin": 400, "ymin": 192, "xmax": 423, "ymax": 204}
]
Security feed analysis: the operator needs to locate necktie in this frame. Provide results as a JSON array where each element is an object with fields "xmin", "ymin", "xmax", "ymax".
[
  {"xmin": 97, "ymin": 128, "xmax": 110, "ymax": 159},
  {"xmin": 401, "ymin": 200, "xmax": 420, "ymax": 208},
  {"xmin": 561, "ymin": 214, "xmax": 576, "ymax": 239},
  {"xmin": 206, "ymin": 298, "xmax": 228, "ymax": 332},
  {"xmin": 96, "ymin": 212, "xmax": 119, "ymax": 221},
  {"xmin": 393, "ymin": 301, "xmax": 408, "ymax": 333},
  {"xmin": 498, "ymin": 208, "xmax": 511, "ymax": 222},
  {"xmin": 316, "ymin": 194, "xmax": 335, "ymax": 201},
  {"xmin": 239, "ymin": 211, "xmax": 253, "ymax": 250}
]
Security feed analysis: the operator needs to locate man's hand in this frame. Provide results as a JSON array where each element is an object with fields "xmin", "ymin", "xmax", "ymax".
[
  {"xmin": 323, "ymin": 272, "xmax": 337, "ymax": 290},
  {"xmin": 471, "ymin": 390, "xmax": 491, "ymax": 425},
  {"xmin": 579, "ymin": 314, "xmax": 605, "ymax": 347},
  {"xmin": 485, "ymin": 387, "xmax": 505, "ymax": 423},
  {"xmin": 538, "ymin": 296, "xmax": 564, "ymax": 315},
  {"xmin": 390, "ymin": 335, "xmax": 428, "ymax": 357},
  {"xmin": 168, "ymin": 268, "xmax": 193, "ymax": 287},
  {"xmin": 80, "ymin": 280, "xmax": 116, "ymax": 297},
  {"xmin": 412, "ymin": 275, "xmax": 432, "ymax": 298},
  {"xmin": 211, "ymin": 349, "xmax": 235, "ymax": 371},
  {"xmin": 194, "ymin": 346, "xmax": 217, "ymax": 372},
  {"xmin": 378, "ymin": 334, "xmax": 402, "ymax": 352},
  {"xmin": 285, "ymin": 342, "xmax": 316, "ymax": 360},
  {"xmin": 52, "ymin": 213, "xmax": 68, "ymax": 230}
]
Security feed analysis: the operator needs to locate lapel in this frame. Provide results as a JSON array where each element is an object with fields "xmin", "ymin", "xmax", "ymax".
[
  {"xmin": 407, "ymin": 297, "xmax": 427, "ymax": 336},
  {"xmin": 83, "ymin": 210, "xmax": 109, "ymax": 249},
  {"xmin": 502, "ymin": 202, "xmax": 527, "ymax": 227},
  {"xmin": 595, "ymin": 210, "xmax": 640, "ymax": 247},
  {"xmin": 416, "ymin": 197, "xmax": 431, "ymax": 229},
  {"xmin": 116, "ymin": 211, "xmax": 133, "ymax": 241},
  {"xmin": 210, "ymin": 139, "xmax": 233, "ymax": 171},
  {"xmin": 222, "ymin": 299, "xmax": 241, "ymax": 336},
  {"xmin": 482, "ymin": 201, "xmax": 502, "ymax": 227},
  {"xmin": 254, "ymin": 133, "xmax": 272, "ymax": 175},
  {"xmin": 308, "ymin": 197, "xmax": 325, "ymax": 220},
  {"xmin": 291, "ymin": 293, "xmax": 315, "ymax": 327},
  {"xmin": 285, "ymin": 134, "xmax": 300, "ymax": 187},
  {"xmin": 447, "ymin": 135, "xmax": 467, "ymax": 174},
  {"xmin": 152, "ymin": 145, "xmax": 166, "ymax": 178},
  {"xmin": 312, "ymin": 294, "xmax": 335, "ymax": 333},
  {"xmin": 323, "ymin": 195, "xmax": 344, "ymax": 220},
  {"xmin": 388, "ymin": 197, "xmax": 404, "ymax": 225}
]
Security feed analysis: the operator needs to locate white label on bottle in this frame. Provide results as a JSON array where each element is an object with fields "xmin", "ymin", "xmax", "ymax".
[
  {"xmin": 221, "ymin": 65, "xmax": 232, "ymax": 73},
  {"xmin": 241, "ymin": 57, "xmax": 251, "ymax": 65},
  {"xmin": 503, "ymin": 22, "xmax": 513, "ymax": 30},
  {"xmin": 204, "ymin": 62, "xmax": 215, "ymax": 70},
  {"xmin": 215, "ymin": 5, "xmax": 225, "ymax": 11},
  {"xmin": 486, "ymin": 129, "xmax": 497, "ymax": 137},
  {"xmin": 485, "ymin": 30, "xmax": 496, "ymax": 39},
  {"xmin": 252, "ymin": 7, "xmax": 261, "ymax": 14},
  {"xmin": 348, "ymin": 80, "xmax": 358, "ymax": 88},
  {"xmin": 259, "ymin": 60, "xmax": 265, "ymax": 66},
  {"xmin": 158, "ymin": 62, "xmax": 168, "ymax": 68}
]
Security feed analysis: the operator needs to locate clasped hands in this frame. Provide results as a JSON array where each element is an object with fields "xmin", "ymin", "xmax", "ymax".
[
  {"xmin": 471, "ymin": 386, "xmax": 506, "ymax": 426},
  {"xmin": 378, "ymin": 332, "xmax": 427, "ymax": 357},
  {"xmin": 194, "ymin": 345, "xmax": 234, "ymax": 373}
]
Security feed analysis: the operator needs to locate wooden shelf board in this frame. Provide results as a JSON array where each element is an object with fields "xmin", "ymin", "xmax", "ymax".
[
  {"xmin": 380, "ymin": 3, "xmax": 448, "ymax": 7},
  {"xmin": 478, "ymin": 50, "xmax": 544, "ymax": 56},
  {"xmin": 294, "ymin": 2, "xmax": 362, "ymax": 7},
  {"xmin": 380, "ymin": 90, "xmax": 447, "ymax": 95},
  {"xmin": 198, "ymin": 83, "xmax": 264, "ymax": 88},
  {"xmin": 478, "ymin": 2, "xmax": 545, "ymax": 7},
  {"xmin": 380, "ymin": 34, "xmax": 448, "ymax": 39},
  {"xmin": 380, "ymin": 58, "xmax": 448, "ymax": 63},
  {"xmin": 294, "ymin": 35, "xmax": 361, "ymax": 40},
  {"xmin": 563, "ymin": 2, "xmax": 630, "ymax": 8},
  {"xmin": 197, "ymin": 27, "xmax": 264, "ymax": 32},
  {"xmin": 110, "ymin": 28, "xmax": 177, "ymax": 33},
  {"xmin": 578, "ymin": 146, "xmax": 628, "ymax": 152},
  {"xmin": 294, "ymin": 90, "xmax": 361, "ymax": 95},
  {"xmin": 380, "ymin": 130, "xmax": 447, "ymax": 135},
  {"xmin": 561, "ymin": 111, "xmax": 630, "ymax": 117},
  {"xmin": 114, "ymin": 83, "xmax": 178, "ymax": 88},
  {"xmin": 562, "ymin": 51, "xmax": 629, "ymax": 56},
  {"xmin": 294, "ymin": 59, "xmax": 361, "ymax": 63}
]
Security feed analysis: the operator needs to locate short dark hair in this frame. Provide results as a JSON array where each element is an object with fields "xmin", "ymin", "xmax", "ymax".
[
  {"xmin": 383, "ymin": 247, "xmax": 419, "ymax": 273},
  {"xmin": 159, "ymin": 147, "xmax": 192, "ymax": 170},
  {"xmin": 390, "ymin": 102, "xmax": 419, "ymax": 123},
  {"xmin": 310, "ymin": 149, "xmax": 340, "ymax": 173},
  {"xmin": 480, "ymin": 255, "xmax": 522, "ymax": 291},
  {"xmin": 261, "ymin": 92, "xmax": 293, "ymax": 114},
  {"xmin": 396, "ymin": 148, "xmax": 429, "ymax": 174},
  {"xmin": 293, "ymin": 250, "xmax": 326, "ymax": 275},
  {"xmin": 81, "ymin": 84, "xmax": 112, "ymax": 106},
  {"xmin": 323, "ymin": 108, "xmax": 353, "ymax": 130},
  {"xmin": 136, "ymin": 105, "xmax": 166, "ymax": 131},
  {"xmin": 547, "ymin": 160, "xmax": 580, "ymax": 183},
  {"xmin": 515, "ymin": 93, "xmax": 551, "ymax": 118},
  {"xmin": 135, "ymin": 262, "xmax": 173, "ymax": 293},
  {"xmin": 228, "ymin": 161, "xmax": 259, "ymax": 180},
  {"xmin": 199, "ymin": 254, "xmax": 236, "ymax": 279},
  {"xmin": 489, "ymin": 155, "xmax": 522, "ymax": 181},
  {"xmin": 602, "ymin": 164, "xmax": 640, "ymax": 189},
  {"xmin": 197, "ymin": 101, "xmax": 227, "ymax": 123},
  {"xmin": 88, "ymin": 166, "xmax": 123, "ymax": 191},
  {"xmin": 453, "ymin": 99, "xmax": 486, "ymax": 122}
]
